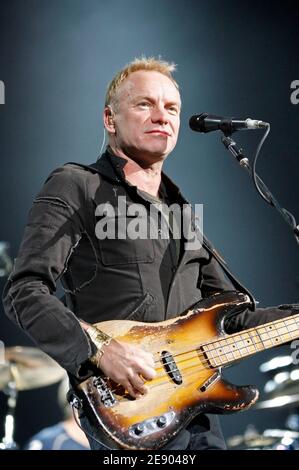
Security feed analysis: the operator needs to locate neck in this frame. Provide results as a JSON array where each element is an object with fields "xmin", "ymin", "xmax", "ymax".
[
  {"xmin": 204, "ymin": 313, "xmax": 299, "ymax": 368},
  {"xmin": 108, "ymin": 145, "xmax": 164, "ymax": 197}
]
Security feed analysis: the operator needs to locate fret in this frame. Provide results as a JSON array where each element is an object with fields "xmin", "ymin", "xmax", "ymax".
[
  {"xmin": 230, "ymin": 331, "xmax": 256, "ymax": 359},
  {"xmin": 241, "ymin": 332, "xmax": 251, "ymax": 357},
  {"xmin": 285, "ymin": 320, "xmax": 298, "ymax": 333},
  {"xmin": 202, "ymin": 313, "xmax": 299, "ymax": 368},
  {"xmin": 278, "ymin": 321, "xmax": 294, "ymax": 344},
  {"xmin": 226, "ymin": 336, "xmax": 239, "ymax": 361},
  {"xmin": 269, "ymin": 318, "xmax": 298, "ymax": 345},
  {"xmin": 217, "ymin": 340, "xmax": 231, "ymax": 364},
  {"xmin": 203, "ymin": 342, "xmax": 220, "ymax": 367},
  {"xmin": 267, "ymin": 324, "xmax": 278, "ymax": 346},
  {"xmin": 253, "ymin": 316, "xmax": 299, "ymax": 350},
  {"xmin": 214, "ymin": 343, "xmax": 222, "ymax": 367},
  {"xmin": 205, "ymin": 343, "xmax": 216, "ymax": 365},
  {"xmin": 283, "ymin": 320, "xmax": 299, "ymax": 344},
  {"xmin": 258, "ymin": 324, "xmax": 276, "ymax": 349},
  {"xmin": 220, "ymin": 336, "xmax": 238, "ymax": 363},
  {"xmin": 247, "ymin": 330, "xmax": 262, "ymax": 352},
  {"xmin": 234, "ymin": 335, "xmax": 247, "ymax": 357},
  {"xmin": 273, "ymin": 322, "xmax": 290, "ymax": 344},
  {"xmin": 271, "ymin": 322, "xmax": 282, "ymax": 347},
  {"xmin": 253, "ymin": 327, "xmax": 264, "ymax": 351},
  {"xmin": 242, "ymin": 332, "xmax": 257, "ymax": 356},
  {"xmin": 219, "ymin": 346, "xmax": 230, "ymax": 364}
]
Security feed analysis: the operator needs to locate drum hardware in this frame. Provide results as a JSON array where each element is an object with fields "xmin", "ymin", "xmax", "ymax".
[
  {"xmin": 0, "ymin": 380, "xmax": 18, "ymax": 449},
  {"xmin": 228, "ymin": 354, "xmax": 299, "ymax": 449},
  {"xmin": 0, "ymin": 347, "xmax": 65, "ymax": 450}
]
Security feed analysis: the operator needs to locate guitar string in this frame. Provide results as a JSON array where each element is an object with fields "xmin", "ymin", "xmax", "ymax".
[
  {"xmin": 111, "ymin": 364, "xmax": 215, "ymax": 401},
  {"xmin": 112, "ymin": 357, "xmax": 258, "ymax": 402},
  {"xmin": 149, "ymin": 323, "xmax": 292, "ymax": 383},
  {"xmin": 150, "ymin": 316, "xmax": 299, "ymax": 371},
  {"xmin": 112, "ymin": 325, "xmax": 298, "ymax": 399},
  {"xmin": 151, "ymin": 318, "xmax": 299, "ymax": 381},
  {"xmin": 105, "ymin": 317, "xmax": 299, "ymax": 397},
  {"xmin": 153, "ymin": 326, "xmax": 299, "ymax": 376},
  {"xmin": 108, "ymin": 357, "xmax": 203, "ymax": 396},
  {"xmin": 107, "ymin": 324, "xmax": 299, "ymax": 398}
]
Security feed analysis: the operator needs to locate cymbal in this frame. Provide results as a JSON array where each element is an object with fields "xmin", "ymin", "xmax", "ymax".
[
  {"xmin": 227, "ymin": 434, "xmax": 278, "ymax": 449},
  {"xmin": 1, "ymin": 346, "xmax": 65, "ymax": 391},
  {"xmin": 255, "ymin": 393, "xmax": 299, "ymax": 409},
  {"xmin": 263, "ymin": 370, "xmax": 299, "ymax": 396},
  {"xmin": 228, "ymin": 429, "xmax": 299, "ymax": 449},
  {"xmin": 259, "ymin": 355, "xmax": 294, "ymax": 373},
  {"xmin": 263, "ymin": 429, "xmax": 299, "ymax": 439}
]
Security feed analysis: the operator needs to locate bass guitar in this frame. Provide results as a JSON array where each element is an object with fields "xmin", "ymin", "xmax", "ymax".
[{"xmin": 77, "ymin": 291, "xmax": 299, "ymax": 450}]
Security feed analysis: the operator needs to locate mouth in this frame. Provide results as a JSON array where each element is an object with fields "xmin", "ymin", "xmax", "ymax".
[{"xmin": 145, "ymin": 130, "xmax": 171, "ymax": 137}]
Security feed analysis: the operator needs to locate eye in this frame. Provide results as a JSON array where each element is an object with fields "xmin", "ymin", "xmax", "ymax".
[
  {"xmin": 168, "ymin": 106, "xmax": 179, "ymax": 115},
  {"xmin": 138, "ymin": 101, "xmax": 151, "ymax": 109}
]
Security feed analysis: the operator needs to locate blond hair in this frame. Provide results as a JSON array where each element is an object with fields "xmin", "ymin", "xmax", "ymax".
[{"xmin": 105, "ymin": 56, "xmax": 179, "ymax": 109}]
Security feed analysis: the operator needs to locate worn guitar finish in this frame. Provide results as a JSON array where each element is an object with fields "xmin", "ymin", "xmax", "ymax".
[{"xmin": 77, "ymin": 291, "xmax": 299, "ymax": 450}]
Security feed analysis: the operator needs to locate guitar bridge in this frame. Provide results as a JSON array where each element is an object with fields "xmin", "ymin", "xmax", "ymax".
[{"xmin": 93, "ymin": 376, "xmax": 116, "ymax": 407}]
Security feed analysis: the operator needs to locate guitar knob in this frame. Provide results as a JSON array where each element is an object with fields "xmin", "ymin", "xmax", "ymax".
[
  {"xmin": 134, "ymin": 424, "xmax": 144, "ymax": 435},
  {"xmin": 157, "ymin": 415, "xmax": 167, "ymax": 428}
]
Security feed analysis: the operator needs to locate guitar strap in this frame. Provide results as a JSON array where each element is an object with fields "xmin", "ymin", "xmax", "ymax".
[{"xmin": 65, "ymin": 161, "xmax": 257, "ymax": 311}]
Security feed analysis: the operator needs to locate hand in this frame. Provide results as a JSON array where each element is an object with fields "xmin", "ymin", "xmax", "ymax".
[{"xmin": 90, "ymin": 339, "xmax": 156, "ymax": 399}]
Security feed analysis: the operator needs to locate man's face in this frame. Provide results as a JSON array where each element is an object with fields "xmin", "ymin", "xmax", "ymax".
[{"xmin": 107, "ymin": 70, "xmax": 181, "ymax": 165}]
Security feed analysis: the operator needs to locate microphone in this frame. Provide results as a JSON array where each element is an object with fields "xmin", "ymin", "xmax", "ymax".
[{"xmin": 189, "ymin": 113, "xmax": 269, "ymax": 134}]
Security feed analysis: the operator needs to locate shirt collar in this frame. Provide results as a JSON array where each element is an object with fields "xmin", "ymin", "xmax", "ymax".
[{"xmin": 95, "ymin": 147, "xmax": 188, "ymax": 205}]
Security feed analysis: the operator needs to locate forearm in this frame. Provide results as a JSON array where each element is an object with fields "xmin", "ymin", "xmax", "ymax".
[
  {"xmin": 3, "ymin": 276, "xmax": 97, "ymax": 377},
  {"xmin": 225, "ymin": 303, "xmax": 299, "ymax": 334}
]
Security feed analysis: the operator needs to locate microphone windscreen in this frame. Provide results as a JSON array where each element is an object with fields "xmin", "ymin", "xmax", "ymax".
[{"xmin": 189, "ymin": 113, "xmax": 208, "ymax": 132}]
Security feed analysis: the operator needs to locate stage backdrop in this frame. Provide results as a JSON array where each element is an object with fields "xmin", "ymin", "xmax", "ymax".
[{"xmin": 0, "ymin": 0, "xmax": 298, "ymax": 447}]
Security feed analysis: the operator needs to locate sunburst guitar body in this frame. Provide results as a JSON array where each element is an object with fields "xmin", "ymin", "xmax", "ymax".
[{"xmin": 76, "ymin": 291, "xmax": 299, "ymax": 450}]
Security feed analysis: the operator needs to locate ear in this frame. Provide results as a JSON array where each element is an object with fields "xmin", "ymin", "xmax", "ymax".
[{"xmin": 103, "ymin": 106, "xmax": 116, "ymax": 134}]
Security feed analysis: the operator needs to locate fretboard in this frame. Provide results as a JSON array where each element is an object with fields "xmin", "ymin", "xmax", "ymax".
[{"xmin": 202, "ymin": 313, "xmax": 299, "ymax": 368}]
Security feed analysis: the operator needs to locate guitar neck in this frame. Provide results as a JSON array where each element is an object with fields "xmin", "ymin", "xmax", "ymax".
[{"xmin": 203, "ymin": 313, "xmax": 299, "ymax": 368}]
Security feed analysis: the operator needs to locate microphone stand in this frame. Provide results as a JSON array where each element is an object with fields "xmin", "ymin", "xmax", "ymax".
[{"xmin": 221, "ymin": 134, "xmax": 299, "ymax": 246}]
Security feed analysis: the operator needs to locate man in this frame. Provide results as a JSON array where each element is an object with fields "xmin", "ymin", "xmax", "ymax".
[{"xmin": 2, "ymin": 57, "xmax": 298, "ymax": 450}]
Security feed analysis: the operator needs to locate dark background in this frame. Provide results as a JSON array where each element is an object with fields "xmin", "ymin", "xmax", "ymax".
[{"xmin": 0, "ymin": 0, "xmax": 298, "ymax": 449}]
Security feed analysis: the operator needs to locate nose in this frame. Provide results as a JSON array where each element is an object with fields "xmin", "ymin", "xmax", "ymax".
[{"xmin": 150, "ymin": 105, "xmax": 169, "ymax": 125}]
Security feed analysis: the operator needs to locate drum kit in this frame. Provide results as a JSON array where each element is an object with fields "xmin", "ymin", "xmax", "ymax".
[
  {"xmin": 227, "ymin": 354, "xmax": 299, "ymax": 450},
  {"xmin": 0, "ymin": 346, "xmax": 65, "ymax": 449}
]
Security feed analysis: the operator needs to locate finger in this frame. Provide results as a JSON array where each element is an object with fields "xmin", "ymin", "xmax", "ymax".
[
  {"xmin": 125, "ymin": 380, "xmax": 139, "ymax": 399},
  {"xmin": 126, "ymin": 380, "xmax": 146, "ymax": 399},
  {"xmin": 127, "ymin": 370, "xmax": 147, "ymax": 394},
  {"xmin": 130, "ymin": 374, "xmax": 148, "ymax": 395},
  {"xmin": 140, "ymin": 351, "xmax": 155, "ymax": 368},
  {"xmin": 138, "ymin": 365, "xmax": 156, "ymax": 380},
  {"xmin": 148, "ymin": 354, "xmax": 156, "ymax": 368}
]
